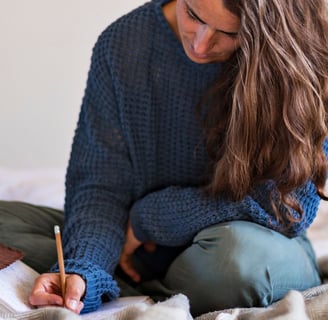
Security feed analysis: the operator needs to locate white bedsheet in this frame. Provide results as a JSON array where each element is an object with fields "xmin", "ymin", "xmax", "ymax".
[
  {"xmin": 0, "ymin": 167, "xmax": 65, "ymax": 210},
  {"xmin": 0, "ymin": 166, "xmax": 327, "ymax": 259}
]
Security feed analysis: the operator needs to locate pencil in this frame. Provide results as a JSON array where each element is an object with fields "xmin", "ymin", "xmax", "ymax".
[{"xmin": 54, "ymin": 225, "xmax": 66, "ymax": 298}]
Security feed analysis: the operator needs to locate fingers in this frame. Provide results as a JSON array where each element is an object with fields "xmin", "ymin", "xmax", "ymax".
[
  {"xmin": 29, "ymin": 273, "xmax": 64, "ymax": 307},
  {"xmin": 143, "ymin": 241, "xmax": 156, "ymax": 253},
  {"xmin": 29, "ymin": 273, "xmax": 85, "ymax": 314},
  {"xmin": 64, "ymin": 274, "xmax": 85, "ymax": 313},
  {"xmin": 119, "ymin": 251, "xmax": 141, "ymax": 282},
  {"xmin": 119, "ymin": 220, "xmax": 142, "ymax": 282}
]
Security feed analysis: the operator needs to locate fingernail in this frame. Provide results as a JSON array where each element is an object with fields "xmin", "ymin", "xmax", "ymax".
[
  {"xmin": 67, "ymin": 299, "xmax": 78, "ymax": 310},
  {"xmin": 55, "ymin": 299, "xmax": 63, "ymax": 306}
]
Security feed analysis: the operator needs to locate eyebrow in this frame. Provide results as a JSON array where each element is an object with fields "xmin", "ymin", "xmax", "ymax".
[{"xmin": 186, "ymin": 2, "xmax": 239, "ymax": 37}]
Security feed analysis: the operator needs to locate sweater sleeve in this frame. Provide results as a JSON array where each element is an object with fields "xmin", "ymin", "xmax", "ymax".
[
  {"xmin": 50, "ymin": 30, "xmax": 133, "ymax": 313},
  {"xmin": 130, "ymin": 141, "xmax": 328, "ymax": 246}
]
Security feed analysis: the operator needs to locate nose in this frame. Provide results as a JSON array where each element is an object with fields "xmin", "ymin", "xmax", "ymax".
[{"xmin": 193, "ymin": 25, "xmax": 215, "ymax": 55}]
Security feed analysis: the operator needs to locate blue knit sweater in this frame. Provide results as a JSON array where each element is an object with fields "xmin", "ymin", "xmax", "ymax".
[{"xmin": 51, "ymin": 0, "xmax": 328, "ymax": 313}]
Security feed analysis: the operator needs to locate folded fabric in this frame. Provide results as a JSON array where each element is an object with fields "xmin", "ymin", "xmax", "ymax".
[
  {"xmin": 2, "ymin": 286, "xmax": 328, "ymax": 320},
  {"xmin": 0, "ymin": 294, "xmax": 192, "ymax": 320},
  {"xmin": 196, "ymin": 284, "xmax": 328, "ymax": 320},
  {"xmin": 0, "ymin": 307, "xmax": 81, "ymax": 320},
  {"xmin": 111, "ymin": 294, "xmax": 193, "ymax": 320}
]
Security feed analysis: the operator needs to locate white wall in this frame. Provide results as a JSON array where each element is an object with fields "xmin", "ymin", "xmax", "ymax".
[{"xmin": 0, "ymin": 0, "xmax": 145, "ymax": 169}]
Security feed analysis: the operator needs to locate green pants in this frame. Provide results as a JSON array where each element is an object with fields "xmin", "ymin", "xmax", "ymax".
[
  {"xmin": 0, "ymin": 200, "xmax": 321, "ymax": 316},
  {"xmin": 0, "ymin": 201, "xmax": 63, "ymax": 273}
]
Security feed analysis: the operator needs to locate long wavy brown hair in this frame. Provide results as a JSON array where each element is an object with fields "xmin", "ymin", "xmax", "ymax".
[{"xmin": 202, "ymin": 0, "xmax": 328, "ymax": 227}]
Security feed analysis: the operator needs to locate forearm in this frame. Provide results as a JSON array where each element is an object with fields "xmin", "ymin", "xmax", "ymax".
[
  {"xmin": 63, "ymin": 201, "xmax": 127, "ymax": 272},
  {"xmin": 130, "ymin": 181, "xmax": 320, "ymax": 246},
  {"xmin": 53, "ymin": 191, "xmax": 129, "ymax": 312}
]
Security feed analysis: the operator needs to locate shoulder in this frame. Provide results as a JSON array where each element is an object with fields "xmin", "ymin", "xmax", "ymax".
[
  {"xmin": 93, "ymin": 1, "xmax": 165, "ymax": 57},
  {"xmin": 87, "ymin": 0, "xmax": 178, "ymax": 81}
]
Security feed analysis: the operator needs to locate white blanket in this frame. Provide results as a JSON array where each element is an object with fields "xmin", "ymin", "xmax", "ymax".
[
  {"xmin": 0, "ymin": 167, "xmax": 65, "ymax": 210},
  {"xmin": 1, "ymin": 288, "xmax": 328, "ymax": 320}
]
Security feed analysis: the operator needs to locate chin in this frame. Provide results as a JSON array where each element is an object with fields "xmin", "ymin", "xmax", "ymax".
[
  {"xmin": 183, "ymin": 43, "xmax": 231, "ymax": 64},
  {"xmin": 186, "ymin": 52, "xmax": 230, "ymax": 64}
]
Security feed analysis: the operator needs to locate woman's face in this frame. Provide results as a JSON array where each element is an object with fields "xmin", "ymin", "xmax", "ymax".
[{"xmin": 176, "ymin": 0, "xmax": 240, "ymax": 64}]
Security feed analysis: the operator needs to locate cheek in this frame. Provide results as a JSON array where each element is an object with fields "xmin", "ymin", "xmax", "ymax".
[
  {"xmin": 179, "ymin": 20, "xmax": 196, "ymax": 37},
  {"xmin": 214, "ymin": 37, "xmax": 239, "ymax": 53},
  {"xmin": 176, "ymin": 2, "xmax": 195, "ymax": 36},
  {"xmin": 227, "ymin": 41, "xmax": 239, "ymax": 53}
]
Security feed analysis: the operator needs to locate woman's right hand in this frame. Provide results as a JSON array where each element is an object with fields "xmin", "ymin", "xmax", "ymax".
[{"xmin": 29, "ymin": 273, "xmax": 86, "ymax": 314}]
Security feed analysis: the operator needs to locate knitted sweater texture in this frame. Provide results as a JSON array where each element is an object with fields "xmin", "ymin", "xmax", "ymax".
[{"xmin": 51, "ymin": 0, "xmax": 328, "ymax": 313}]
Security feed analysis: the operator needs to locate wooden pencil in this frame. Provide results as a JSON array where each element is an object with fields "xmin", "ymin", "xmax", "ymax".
[{"xmin": 54, "ymin": 225, "xmax": 66, "ymax": 298}]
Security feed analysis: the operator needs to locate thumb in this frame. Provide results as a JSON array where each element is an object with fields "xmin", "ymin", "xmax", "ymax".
[{"xmin": 64, "ymin": 274, "xmax": 86, "ymax": 314}]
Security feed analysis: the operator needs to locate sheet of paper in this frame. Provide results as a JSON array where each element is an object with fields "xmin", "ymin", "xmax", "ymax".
[{"xmin": 0, "ymin": 260, "xmax": 39, "ymax": 313}]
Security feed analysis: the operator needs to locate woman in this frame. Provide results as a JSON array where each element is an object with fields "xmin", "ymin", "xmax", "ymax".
[{"xmin": 1, "ymin": 0, "xmax": 327, "ymax": 316}]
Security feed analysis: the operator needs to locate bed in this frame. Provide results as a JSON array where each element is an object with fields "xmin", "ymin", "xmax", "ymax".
[{"xmin": 0, "ymin": 166, "xmax": 327, "ymax": 319}]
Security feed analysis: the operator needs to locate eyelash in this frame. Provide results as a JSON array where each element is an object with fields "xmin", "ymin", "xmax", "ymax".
[
  {"xmin": 185, "ymin": 7, "xmax": 200, "ymax": 22},
  {"xmin": 225, "ymin": 32, "xmax": 238, "ymax": 39},
  {"xmin": 185, "ymin": 6, "xmax": 238, "ymax": 39}
]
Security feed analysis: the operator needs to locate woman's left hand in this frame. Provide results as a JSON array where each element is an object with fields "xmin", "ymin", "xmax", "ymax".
[
  {"xmin": 119, "ymin": 220, "xmax": 143, "ymax": 282},
  {"xmin": 119, "ymin": 220, "xmax": 157, "ymax": 282}
]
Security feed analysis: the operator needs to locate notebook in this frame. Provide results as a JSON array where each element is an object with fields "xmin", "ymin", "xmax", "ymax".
[{"xmin": 0, "ymin": 244, "xmax": 151, "ymax": 319}]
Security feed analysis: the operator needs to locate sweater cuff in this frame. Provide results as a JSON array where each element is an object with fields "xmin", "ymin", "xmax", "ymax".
[{"xmin": 50, "ymin": 259, "xmax": 120, "ymax": 313}]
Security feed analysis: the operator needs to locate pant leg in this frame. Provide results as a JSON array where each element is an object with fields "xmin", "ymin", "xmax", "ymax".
[
  {"xmin": 0, "ymin": 200, "xmax": 64, "ymax": 273},
  {"xmin": 136, "ymin": 221, "xmax": 321, "ymax": 317}
]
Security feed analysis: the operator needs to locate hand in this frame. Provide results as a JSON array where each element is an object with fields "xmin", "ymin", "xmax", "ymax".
[
  {"xmin": 29, "ymin": 273, "xmax": 85, "ymax": 314},
  {"xmin": 119, "ymin": 220, "xmax": 143, "ymax": 282}
]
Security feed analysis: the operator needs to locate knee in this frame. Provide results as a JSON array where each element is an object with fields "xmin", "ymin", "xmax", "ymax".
[{"xmin": 167, "ymin": 222, "xmax": 275, "ymax": 315}]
